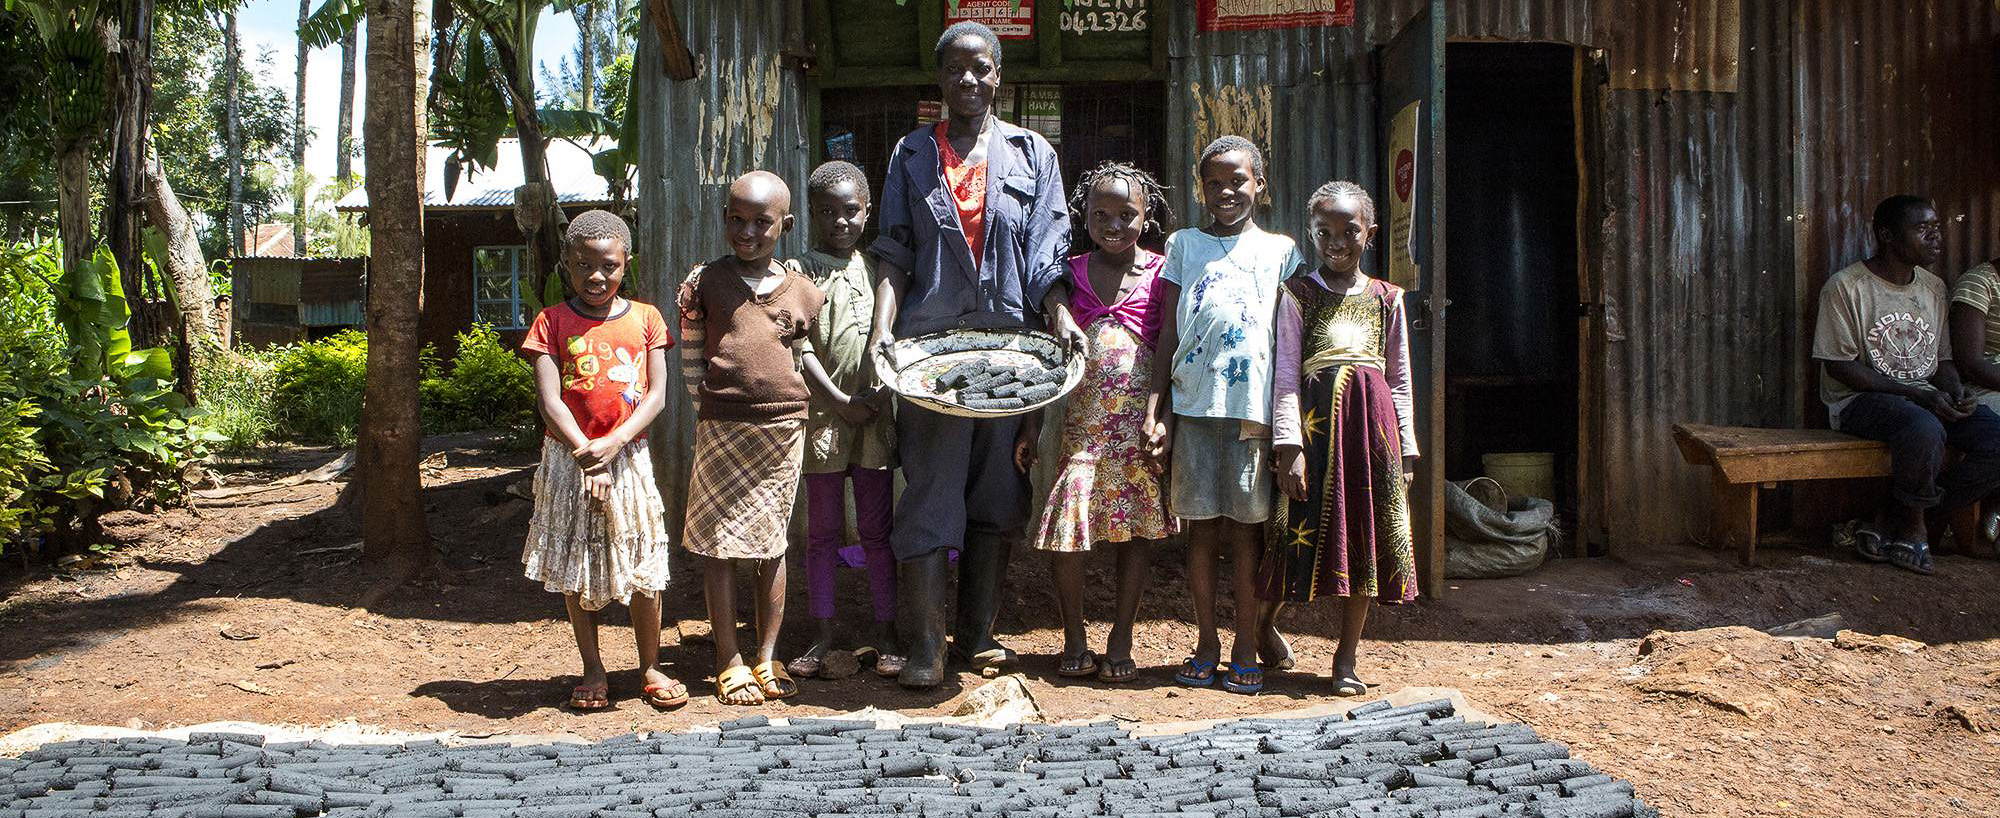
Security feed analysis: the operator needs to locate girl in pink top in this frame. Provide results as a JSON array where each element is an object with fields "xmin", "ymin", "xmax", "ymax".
[
  {"xmin": 1023, "ymin": 162, "xmax": 1179, "ymax": 684},
  {"xmin": 1262, "ymin": 181, "xmax": 1419, "ymax": 698}
]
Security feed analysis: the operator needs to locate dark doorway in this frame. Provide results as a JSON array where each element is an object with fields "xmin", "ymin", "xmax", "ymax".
[{"xmin": 1442, "ymin": 43, "xmax": 1582, "ymax": 514}]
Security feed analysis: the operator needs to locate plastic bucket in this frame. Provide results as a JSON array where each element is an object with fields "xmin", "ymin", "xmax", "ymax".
[{"xmin": 1481, "ymin": 452, "xmax": 1556, "ymax": 502}]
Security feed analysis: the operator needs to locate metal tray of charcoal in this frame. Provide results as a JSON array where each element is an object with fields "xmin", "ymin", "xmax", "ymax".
[{"xmin": 872, "ymin": 327, "xmax": 1086, "ymax": 418}]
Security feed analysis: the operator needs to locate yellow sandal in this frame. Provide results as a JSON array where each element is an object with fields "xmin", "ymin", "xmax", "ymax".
[
  {"xmin": 715, "ymin": 664, "xmax": 765, "ymax": 706},
  {"xmin": 751, "ymin": 660, "xmax": 798, "ymax": 700}
]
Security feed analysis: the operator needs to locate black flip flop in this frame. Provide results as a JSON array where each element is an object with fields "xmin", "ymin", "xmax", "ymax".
[{"xmin": 1884, "ymin": 539, "xmax": 1935, "ymax": 575}]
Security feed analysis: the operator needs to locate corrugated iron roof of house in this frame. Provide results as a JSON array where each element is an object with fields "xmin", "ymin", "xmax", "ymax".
[
  {"xmin": 335, "ymin": 137, "xmax": 621, "ymax": 212},
  {"xmin": 236, "ymin": 223, "xmax": 297, "ymax": 258}
]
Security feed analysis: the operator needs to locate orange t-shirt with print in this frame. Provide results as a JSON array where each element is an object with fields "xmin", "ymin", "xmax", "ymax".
[
  {"xmin": 520, "ymin": 300, "xmax": 673, "ymax": 440},
  {"xmin": 935, "ymin": 121, "xmax": 988, "ymax": 270}
]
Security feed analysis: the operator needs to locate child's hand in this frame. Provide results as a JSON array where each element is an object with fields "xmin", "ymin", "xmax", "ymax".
[
  {"xmin": 583, "ymin": 471, "xmax": 614, "ymax": 502},
  {"xmin": 1402, "ymin": 455, "xmax": 1418, "ymax": 489},
  {"xmin": 1013, "ymin": 417, "xmax": 1041, "ymax": 474},
  {"xmin": 1277, "ymin": 446, "xmax": 1308, "ymax": 502},
  {"xmin": 573, "ymin": 436, "xmax": 624, "ymax": 472},
  {"xmin": 832, "ymin": 391, "xmax": 879, "ymax": 426},
  {"xmin": 1144, "ymin": 413, "xmax": 1174, "ymax": 466}
]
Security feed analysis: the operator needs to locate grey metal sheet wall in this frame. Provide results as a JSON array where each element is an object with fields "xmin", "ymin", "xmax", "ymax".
[
  {"xmin": 1594, "ymin": 0, "xmax": 1797, "ymax": 547},
  {"xmin": 635, "ymin": 0, "xmax": 811, "ymax": 530},
  {"xmin": 1795, "ymin": 0, "xmax": 2000, "ymax": 299},
  {"xmin": 1163, "ymin": 1, "xmax": 1797, "ymax": 547}
]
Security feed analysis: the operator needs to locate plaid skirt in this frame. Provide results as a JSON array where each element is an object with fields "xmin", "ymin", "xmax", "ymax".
[
  {"xmin": 683, "ymin": 418, "xmax": 806, "ymax": 560},
  {"xmin": 522, "ymin": 437, "xmax": 672, "ymax": 611}
]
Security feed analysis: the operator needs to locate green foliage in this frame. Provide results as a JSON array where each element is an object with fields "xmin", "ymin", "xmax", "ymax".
[
  {"xmin": 422, "ymin": 324, "xmax": 537, "ymax": 435},
  {"xmin": 269, "ymin": 328, "xmax": 372, "ymax": 446},
  {"xmin": 265, "ymin": 324, "xmax": 536, "ymax": 446},
  {"xmin": 150, "ymin": 12, "xmax": 294, "ymax": 259},
  {"xmin": 0, "ymin": 239, "xmax": 222, "ymax": 548},
  {"xmin": 195, "ymin": 347, "xmax": 280, "ymax": 451}
]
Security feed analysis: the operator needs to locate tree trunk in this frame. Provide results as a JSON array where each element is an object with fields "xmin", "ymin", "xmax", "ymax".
[
  {"xmin": 292, "ymin": 0, "xmax": 310, "ymax": 255},
  {"xmin": 223, "ymin": 12, "xmax": 243, "ymax": 256},
  {"xmin": 489, "ymin": 35, "xmax": 565, "ymax": 306},
  {"xmin": 576, "ymin": 1, "xmax": 595, "ymax": 112},
  {"xmin": 359, "ymin": 0, "xmax": 434, "ymax": 589},
  {"xmin": 143, "ymin": 153, "xmax": 216, "ymax": 394},
  {"xmin": 55, "ymin": 140, "xmax": 92, "ymax": 278},
  {"xmin": 107, "ymin": 2, "xmax": 169, "ymax": 354},
  {"xmin": 335, "ymin": 22, "xmax": 358, "ymax": 190}
]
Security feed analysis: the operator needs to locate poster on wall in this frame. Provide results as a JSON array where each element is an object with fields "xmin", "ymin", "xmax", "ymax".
[
  {"xmin": 1385, "ymin": 99, "xmax": 1420, "ymax": 290},
  {"xmin": 1021, "ymin": 85, "xmax": 1062, "ymax": 144},
  {"xmin": 945, "ymin": 0, "xmax": 1035, "ymax": 39},
  {"xmin": 1197, "ymin": 0, "xmax": 1355, "ymax": 32}
]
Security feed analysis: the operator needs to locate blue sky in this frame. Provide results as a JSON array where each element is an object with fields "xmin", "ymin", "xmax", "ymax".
[{"xmin": 234, "ymin": 0, "xmax": 582, "ymax": 186}]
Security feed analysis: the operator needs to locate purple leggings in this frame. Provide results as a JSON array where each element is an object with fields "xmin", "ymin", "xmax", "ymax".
[{"xmin": 804, "ymin": 466, "xmax": 896, "ymax": 622}]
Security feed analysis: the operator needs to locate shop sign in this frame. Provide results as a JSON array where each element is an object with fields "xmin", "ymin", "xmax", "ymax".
[
  {"xmin": 1385, "ymin": 99, "xmax": 1420, "ymax": 290},
  {"xmin": 1061, "ymin": 0, "xmax": 1150, "ymax": 34},
  {"xmin": 946, "ymin": 0, "xmax": 1035, "ymax": 39},
  {"xmin": 1021, "ymin": 85, "xmax": 1063, "ymax": 144},
  {"xmin": 1196, "ymin": 0, "xmax": 1354, "ymax": 32}
]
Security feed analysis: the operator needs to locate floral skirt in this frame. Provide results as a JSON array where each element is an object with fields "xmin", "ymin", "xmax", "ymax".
[
  {"xmin": 522, "ymin": 436, "xmax": 672, "ymax": 611},
  {"xmin": 1033, "ymin": 320, "xmax": 1176, "ymax": 552},
  {"xmin": 682, "ymin": 418, "xmax": 806, "ymax": 560},
  {"xmin": 1259, "ymin": 363, "xmax": 1417, "ymax": 603}
]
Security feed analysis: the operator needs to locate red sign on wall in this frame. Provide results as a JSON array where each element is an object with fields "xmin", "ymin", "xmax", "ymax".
[
  {"xmin": 946, "ymin": 0, "xmax": 1036, "ymax": 40},
  {"xmin": 1196, "ymin": 0, "xmax": 1355, "ymax": 32}
]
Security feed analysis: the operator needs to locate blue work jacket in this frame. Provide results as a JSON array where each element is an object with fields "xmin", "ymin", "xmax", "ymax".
[{"xmin": 867, "ymin": 119, "xmax": 1071, "ymax": 337}]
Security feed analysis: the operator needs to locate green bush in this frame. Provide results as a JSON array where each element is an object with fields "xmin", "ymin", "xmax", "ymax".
[
  {"xmin": 196, "ymin": 348, "xmax": 282, "ymax": 450},
  {"xmin": 0, "ymin": 240, "xmax": 221, "ymax": 548},
  {"xmin": 424, "ymin": 323, "xmax": 537, "ymax": 435},
  {"xmin": 260, "ymin": 323, "xmax": 534, "ymax": 446}
]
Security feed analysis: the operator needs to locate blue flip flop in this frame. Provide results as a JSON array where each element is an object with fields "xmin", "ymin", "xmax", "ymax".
[
  {"xmin": 1221, "ymin": 662, "xmax": 1264, "ymax": 694},
  {"xmin": 1175, "ymin": 656, "xmax": 1219, "ymax": 688}
]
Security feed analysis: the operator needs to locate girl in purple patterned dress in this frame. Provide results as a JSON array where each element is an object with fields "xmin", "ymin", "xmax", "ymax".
[{"xmin": 1024, "ymin": 162, "xmax": 1178, "ymax": 684}]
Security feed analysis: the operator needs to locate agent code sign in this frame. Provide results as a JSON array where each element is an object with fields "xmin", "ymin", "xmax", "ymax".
[
  {"xmin": 946, "ymin": 0, "xmax": 1036, "ymax": 39},
  {"xmin": 1197, "ymin": 0, "xmax": 1355, "ymax": 32}
]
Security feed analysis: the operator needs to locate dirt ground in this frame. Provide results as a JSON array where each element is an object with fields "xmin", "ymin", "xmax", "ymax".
[{"xmin": 2, "ymin": 432, "xmax": 1997, "ymax": 817}]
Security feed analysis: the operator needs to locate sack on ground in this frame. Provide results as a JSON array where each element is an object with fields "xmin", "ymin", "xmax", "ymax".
[{"xmin": 1444, "ymin": 477, "xmax": 1557, "ymax": 579}]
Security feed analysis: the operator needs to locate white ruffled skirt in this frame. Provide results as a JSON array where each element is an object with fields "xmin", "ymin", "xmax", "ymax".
[{"xmin": 522, "ymin": 436, "xmax": 672, "ymax": 610}]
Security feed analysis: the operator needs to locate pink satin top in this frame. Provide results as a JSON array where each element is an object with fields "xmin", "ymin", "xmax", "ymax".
[{"xmin": 1066, "ymin": 249, "xmax": 1167, "ymax": 350}]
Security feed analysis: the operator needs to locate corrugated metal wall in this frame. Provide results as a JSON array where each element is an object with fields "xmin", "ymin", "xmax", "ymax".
[
  {"xmin": 1593, "ymin": 1, "xmax": 1798, "ymax": 547},
  {"xmin": 1163, "ymin": 1, "xmax": 1799, "ymax": 547},
  {"xmin": 636, "ymin": 0, "xmax": 812, "ymax": 530},
  {"xmin": 1795, "ymin": 0, "xmax": 2000, "ymax": 302}
]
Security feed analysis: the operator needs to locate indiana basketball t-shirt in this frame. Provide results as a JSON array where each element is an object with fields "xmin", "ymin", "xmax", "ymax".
[{"xmin": 1812, "ymin": 261, "xmax": 1951, "ymax": 427}]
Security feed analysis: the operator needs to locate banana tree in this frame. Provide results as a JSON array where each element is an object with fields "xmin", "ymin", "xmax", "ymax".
[
  {"xmin": 304, "ymin": 0, "xmax": 612, "ymax": 303},
  {"xmin": 5, "ymin": 0, "xmax": 110, "ymax": 279}
]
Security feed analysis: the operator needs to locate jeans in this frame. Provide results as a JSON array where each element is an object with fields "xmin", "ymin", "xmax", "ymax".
[{"xmin": 1836, "ymin": 392, "xmax": 2000, "ymax": 511}]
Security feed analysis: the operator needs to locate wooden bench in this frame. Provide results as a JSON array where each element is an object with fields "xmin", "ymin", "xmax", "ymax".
[{"xmin": 1672, "ymin": 424, "xmax": 1891, "ymax": 565}]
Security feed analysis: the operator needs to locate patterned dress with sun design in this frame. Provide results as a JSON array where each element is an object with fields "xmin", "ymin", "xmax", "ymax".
[{"xmin": 1259, "ymin": 277, "xmax": 1417, "ymax": 604}]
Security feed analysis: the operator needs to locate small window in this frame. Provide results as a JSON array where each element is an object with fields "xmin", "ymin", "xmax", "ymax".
[{"xmin": 472, "ymin": 246, "xmax": 529, "ymax": 329}]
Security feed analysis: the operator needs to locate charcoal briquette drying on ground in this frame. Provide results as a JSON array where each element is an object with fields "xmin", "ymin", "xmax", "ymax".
[{"xmin": 0, "ymin": 699, "xmax": 1655, "ymax": 817}]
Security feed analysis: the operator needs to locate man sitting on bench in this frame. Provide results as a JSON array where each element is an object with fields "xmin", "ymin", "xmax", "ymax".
[{"xmin": 1813, "ymin": 194, "xmax": 2000, "ymax": 574}]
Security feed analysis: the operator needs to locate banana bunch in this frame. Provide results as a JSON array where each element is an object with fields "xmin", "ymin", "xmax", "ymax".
[{"xmin": 42, "ymin": 25, "xmax": 107, "ymax": 142}]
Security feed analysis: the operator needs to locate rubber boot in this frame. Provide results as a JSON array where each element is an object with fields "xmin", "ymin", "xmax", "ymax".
[
  {"xmin": 952, "ymin": 531, "xmax": 1016, "ymax": 675},
  {"xmin": 895, "ymin": 550, "xmax": 950, "ymax": 689}
]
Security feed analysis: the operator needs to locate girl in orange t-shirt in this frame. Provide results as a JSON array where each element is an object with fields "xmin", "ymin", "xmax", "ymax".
[{"xmin": 519, "ymin": 210, "xmax": 684, "ymax": 712}]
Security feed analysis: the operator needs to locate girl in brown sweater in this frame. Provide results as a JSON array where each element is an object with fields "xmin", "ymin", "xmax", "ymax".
[{"xmin": 678, "ymin": 171, "xmax": 826, "ymax": 706}]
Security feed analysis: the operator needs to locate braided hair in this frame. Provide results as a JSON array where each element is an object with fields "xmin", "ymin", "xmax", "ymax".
[
  {"xmin": 1307, "ymin": 180, "xmax": 1377, "ymax": 226},
  {"xmin": 1070, "ymin": 160, "xmax": 1174, "ymax": 249},
  {"xmin": 564, "ymin": 209, "xmax": 632, "ymax": 254}
]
